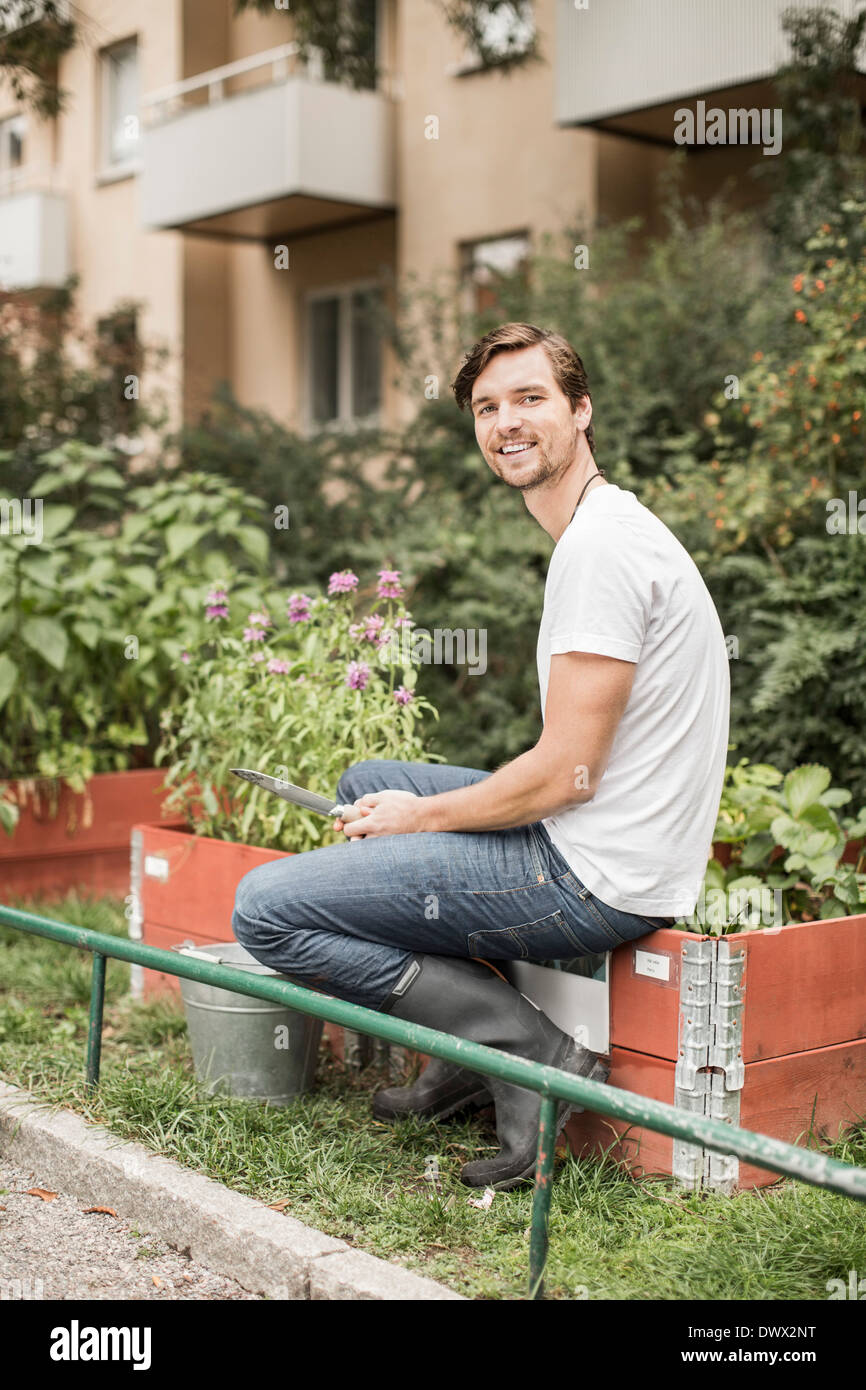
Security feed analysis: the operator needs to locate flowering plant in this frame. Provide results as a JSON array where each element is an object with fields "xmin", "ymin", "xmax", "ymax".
[{"xmin": 156, "ymin": 567, "xmax": 441, "ymax": 851}]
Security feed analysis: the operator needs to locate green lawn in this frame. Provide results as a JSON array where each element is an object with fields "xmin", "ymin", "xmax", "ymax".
[{"xmin": 0, "ymin": 894, "xmax": 864, "ymax": 1301}]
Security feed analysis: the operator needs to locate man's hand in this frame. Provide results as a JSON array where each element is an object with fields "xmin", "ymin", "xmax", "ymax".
[{"xmin": 335, "ymin": 789, "xmax": 421, "ymax": 840}]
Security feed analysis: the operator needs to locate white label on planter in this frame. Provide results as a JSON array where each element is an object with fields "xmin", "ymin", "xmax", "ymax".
[
  {"xmin": 634, "ymin": 949, "xmax": 670, "ymax": 982},
  {"xmin": 144, "ymin": 855, "xmax": 169, "ymax": 881}
]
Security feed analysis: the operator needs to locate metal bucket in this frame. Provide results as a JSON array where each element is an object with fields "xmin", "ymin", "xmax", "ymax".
[{"xmin": 174, "ymin": 942, "xmax": 323, "ymax": 1105}]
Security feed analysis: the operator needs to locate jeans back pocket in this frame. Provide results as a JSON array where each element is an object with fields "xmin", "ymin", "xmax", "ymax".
[{"xmin": 468, "ymin": 910, "xmax": 588, "ymax": 961}]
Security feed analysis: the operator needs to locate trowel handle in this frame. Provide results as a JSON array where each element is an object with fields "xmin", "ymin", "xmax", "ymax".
[{"xmin": 332, "ymin": 802, "xmax": 364, "ymax": 824}]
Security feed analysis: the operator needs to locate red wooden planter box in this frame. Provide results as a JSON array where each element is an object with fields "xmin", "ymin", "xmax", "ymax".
[
  {"xmin": 0, "ymin": 770, "xmax": 185, "ymax": 900},
  {"xmin": 564, "ymin": 915, "xmax": 866, "ymax": 1192},
  {"xmin": 131, "ymin": 822, "xmax": 347, "ymax": 1060}
]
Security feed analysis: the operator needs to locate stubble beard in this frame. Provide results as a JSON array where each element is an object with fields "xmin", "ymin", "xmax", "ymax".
[{"xmin": 490, "ymin": 433, "xmax": 576, "ymax": 493}]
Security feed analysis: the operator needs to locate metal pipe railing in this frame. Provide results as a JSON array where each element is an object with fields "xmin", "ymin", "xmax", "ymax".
[{"xmin": 1, "ymin": 903, "xmax": 864, "ymax": 1300}]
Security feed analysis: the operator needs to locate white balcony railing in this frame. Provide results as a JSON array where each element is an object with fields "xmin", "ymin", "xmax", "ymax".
[
  {"xmin": 141, "ymin": 42, "xmax": 316, "ymax": 126},
  {"xmin": 0, "ymin": 161, "xmax": 64, "ymax": 197},
  {"xmin": 140, "ymin": 45, "xmax": 395, "ymax": 235}
]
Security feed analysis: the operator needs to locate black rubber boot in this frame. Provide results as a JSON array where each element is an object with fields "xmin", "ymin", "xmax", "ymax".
[
  {"xmin": 372, "ymin": 1055, "xmax": 493, "ymax": 1122},
  {"xmin": 379, "ymin": 952, "xmax": 610, "ymax": 1190}
]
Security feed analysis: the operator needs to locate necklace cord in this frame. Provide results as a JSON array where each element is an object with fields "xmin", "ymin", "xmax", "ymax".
[{"xmin": 571, "ymin": 467, "xmax": 606, "ymax": 522}]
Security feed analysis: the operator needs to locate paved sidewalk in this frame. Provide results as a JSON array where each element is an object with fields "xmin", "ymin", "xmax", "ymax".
[
  {"xmin": 0, "ymin": 1082, "xmax": 463, "ymax": 1301},
  {"xmin": 0, "ymin": 1157, "xmax": 261, "ymax": 1301}
]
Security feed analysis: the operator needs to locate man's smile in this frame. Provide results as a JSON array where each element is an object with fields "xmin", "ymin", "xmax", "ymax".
[{"xmin": 497, "ymin": 440, "xmax": 537, "ymax": 457}]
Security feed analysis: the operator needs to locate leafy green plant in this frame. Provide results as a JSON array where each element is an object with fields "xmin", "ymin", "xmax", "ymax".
[
  {"xmin": 155, "ymin": 566, "xmax": 441, "ymax": 852},
  {"xmin": 685, "ymin": 757, "xmax": 866, "ymax": 933},
  {"xmin": 0, "ymin": 443, "xmax": 272, "ymax": 815}
]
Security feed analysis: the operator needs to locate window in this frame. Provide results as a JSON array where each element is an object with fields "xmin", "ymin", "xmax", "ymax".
[
  {"xmin": 460, "ymin": 232, "xmax": 530, "ymax": 317},
  {"xmin": 306, "ymin": 284, "xmax": 383, "ymax": 429},
  {"xmin": 0, "ymin": 114, "xmax": 27, "ymax": 174},
  {"xmin": 100, "ymin": 37, "xmax": 140, "ymax": 175}
]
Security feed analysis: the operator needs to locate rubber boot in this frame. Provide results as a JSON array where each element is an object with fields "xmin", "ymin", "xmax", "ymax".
[
  {"xmin": 379, "ymin": 952, "xmax": 610, "ymax": 1190},
  {"xmin": 372, "ymin": 1055, "xmax": 493, "ymax": 1122}
]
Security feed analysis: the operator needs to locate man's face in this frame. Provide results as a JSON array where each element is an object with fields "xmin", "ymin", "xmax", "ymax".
[{"xmin": 470, "ymin": 344, "xmax": 590, "ymax": 492}]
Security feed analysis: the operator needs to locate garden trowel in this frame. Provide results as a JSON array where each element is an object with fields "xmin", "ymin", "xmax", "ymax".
[{"xmin": 230, "ymin": 768, "xmax": 364, "ymax": 822}]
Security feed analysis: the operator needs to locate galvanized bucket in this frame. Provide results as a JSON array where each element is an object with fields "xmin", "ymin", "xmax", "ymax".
[{"xmin": 174, "ymin": 942, "xmax": 323, "ymax": 1105}]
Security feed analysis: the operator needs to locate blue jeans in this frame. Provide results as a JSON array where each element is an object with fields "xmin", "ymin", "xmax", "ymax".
[{"xmin": 231, "ymin": 760, "xmax": 672, "ymax": 1011}]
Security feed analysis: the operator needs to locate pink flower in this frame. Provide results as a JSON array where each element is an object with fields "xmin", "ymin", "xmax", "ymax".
[
  {"xmin": 394, "ymin": 615, "xmax": 414, "ymax": 628},
  {"xmin": 243, "ymin": 626, "xmax": 267, "ymax": 642},
  {"xmin": 346, "ymin": 660, "xmax": 371, "ymax": 691},
  {"xmin": 328, "ymin": 570, "xmax": 359, "ymax": 596},
  {"xmin": 350, "ymin": 614, "xmax": 386, "ymax": 644},
  {"xmin": 377, "ymin": 568, "xmax": 404, "ymax": 599},
  {"xmin": 205, "ymin": 605, "xmax": 229, "ymax": 620},
  {"xmin": 180, "ymin": 651, "xmax": 191, "ymax": 665},
  {"xmin": 267, "ymin": 659, "xmax": 290, "ymax": 675},
  {"xmin": 394, "ymin": 685, "xmax": 413, "ymax": 706},
  {"xmin": 206, "ymin": 587, "xmax": 229, "ymax": 605},
  {"xmin": 287, "ymin": 593, "xmax": 312, "ymax": 623},
  {"xmin": 249, "ymin": 650, "xmax": 266, "ymax": 664},
  {"xmin": 247, "ymin": 610, "xmax": 272, "ymax": 629}
]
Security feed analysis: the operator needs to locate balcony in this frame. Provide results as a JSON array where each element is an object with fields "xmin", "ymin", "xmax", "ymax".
[
  {"xmin": 0, "ymin": 167, "xmax": 68, "ymax": 291},
  {"xmin": 555, "ymin": 0, "xmax": 866, "ymax": 142},
  {"xmin": 140, "ymin": 44, "xmax": 396, "ymax": 239}
]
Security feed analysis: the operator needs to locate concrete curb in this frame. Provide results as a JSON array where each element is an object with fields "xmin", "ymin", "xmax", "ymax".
[{"xmin": 0, "ymin": 1082, "xmax": 464, "ymax": 1301}]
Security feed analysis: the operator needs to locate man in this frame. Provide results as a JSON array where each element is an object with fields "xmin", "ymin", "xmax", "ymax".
[{"xmin": 232, "ymin": 321, "xmax": 731, "ymax": 1190}]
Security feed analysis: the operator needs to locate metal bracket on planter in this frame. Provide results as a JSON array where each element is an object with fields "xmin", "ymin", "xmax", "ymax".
[
  {"xmin": 709, "ymin": 938, "xmax": 746, "ymax": 1091},
  {"xmin": 672, "ymin": 935, "xmax": 747, "ymax": 1192},
  {"xmin": 673, "ymin": 1069, "xmax": 712, "ymax": 1190},
  {"xmin": 703, "ymin": 1067, "xmax": 742, "ymax": 1194},
  {"xmin": 674, "ymin": 937, "xmax": 714, "ymax": 1090}
]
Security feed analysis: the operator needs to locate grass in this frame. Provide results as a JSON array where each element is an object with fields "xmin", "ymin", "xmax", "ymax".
[{"xmin": 1, "ymin": 893, "xmax": 865, "ymax": 1300}]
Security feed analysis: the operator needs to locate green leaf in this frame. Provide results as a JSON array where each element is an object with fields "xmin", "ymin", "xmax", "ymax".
[
  {"xmin": 201, "ymin": 783, "xmax": 218, "ymax": 816},
  {"xmin": 784, "ymin": 764, "xmax": 832, "ymax": 818},
  {"xmin": 72, "ymin": 621, "xmax": 101, "ymax": 651},
  {"xmin": 806, "ymin": 854, "xmax": 839, "ymax": 885},
  {"xmin": 165, "ymin": 524, "xmax": 206, "ymax": 561},
  {"xmin": 236, "ymin": 526, "xmax": 269, "ymax": 567},
  {"xmin": 0, "ymin": 654, "xmax": 18, "ymax": 710},
  {"xmin": 31, "ymin": 470, "xmax": 72, "ymax": 496},
  {"xmin": 739, "ymin": 832, "xmax": 775, "ymax": 868},
  {"xmin": 0, "ymin": 797, "xmax": 19, "ymax": 836},
  {"xmin": 20, "ymin": 617, "xmax": 68, "ymax": 671},
  {"xmin": 819, "ymin": 898, "xmax": 847, "ymax": 920},
  {"xmin": 126, "ymin": 565, "xmax": 157, "ymax": 593},
  {"xmin": 820, "ymin": 788, "xmax": 852, "ymax": 808},
  {"xmin": 88, "ymin": 467, "xmax": 125, "ymax": 488},
  {"xmin": 38, "ymin": 505, "xmax": 76, "ymax": 541}
]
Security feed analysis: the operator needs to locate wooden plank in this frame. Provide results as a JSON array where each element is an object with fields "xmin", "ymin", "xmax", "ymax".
[
  {"xmin": 737, "ymin": 1038, "xmax": 866, "ymax": 1188},
  {"xmin": 564, "ymin": 1046, "xmax": 675, "ymax": 1179},
  {"xmin": 609, "ymin": 929, "xmax": 687, "ymax": 1060},
  {"xmin": 0, "ymin": 770, "xmax": 179, "ymax": 858},
  {"xmin": 137, "ymin": 823, "xmax": 292, "ymax": 939},
  {"xmin": 736, "ymin": 914, "xmax": 866, "ymax": 1060},
  {"xmin": 563, "ymin": 1039, "xmax": 866, "ymax": 1192}
]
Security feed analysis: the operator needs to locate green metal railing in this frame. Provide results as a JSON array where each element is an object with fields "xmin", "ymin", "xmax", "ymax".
[{"xmin": 1, "ymin": 902, "xmax": 865, "ymax": 1300}]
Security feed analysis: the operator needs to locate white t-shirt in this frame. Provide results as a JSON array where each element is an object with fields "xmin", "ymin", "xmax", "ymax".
[{"xmin": 537, "ymin": 482, "xmax": 730, "ymax": 917}]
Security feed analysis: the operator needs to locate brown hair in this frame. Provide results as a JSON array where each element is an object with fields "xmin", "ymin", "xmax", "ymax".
[{"xmin": 451, "ymin": 322, "xmax": 595, "ymax": 453}]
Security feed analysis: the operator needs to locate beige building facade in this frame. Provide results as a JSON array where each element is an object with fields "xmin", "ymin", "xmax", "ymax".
[{"xmin": 1, "ymin": 0, "xmax": 847, "ymax": 440}]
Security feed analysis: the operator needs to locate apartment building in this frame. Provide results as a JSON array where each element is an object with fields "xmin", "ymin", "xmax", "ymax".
[{"xmin": 0, "ymin": 0, "xmax": 856, "ymax": 439}]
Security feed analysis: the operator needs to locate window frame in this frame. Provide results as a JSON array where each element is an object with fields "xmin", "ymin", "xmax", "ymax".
[
  {"xmin": 303, "ymin": 277, "xmax": 385, "ymax": 436},
  {"xmin": 459, "ymin": 229, "xmax": 531, "ymax": 318},
  {"xmin": 97, "ymin": 35, "xmax": 141, "ymax": 185},
  {"xmin": 0, "ymin": 113, "xmax": 27, "ymax": 176}
]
